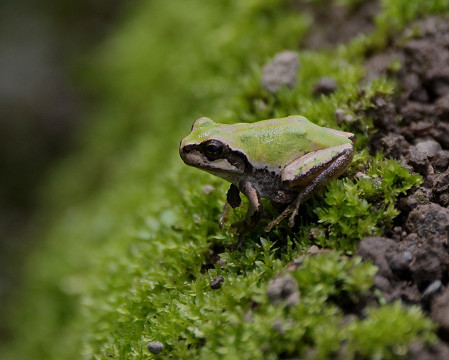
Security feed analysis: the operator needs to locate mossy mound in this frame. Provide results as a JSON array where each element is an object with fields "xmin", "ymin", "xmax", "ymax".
[{"xmin": 3, "ymin": 1, "xmax": 449, "ymax": 359}]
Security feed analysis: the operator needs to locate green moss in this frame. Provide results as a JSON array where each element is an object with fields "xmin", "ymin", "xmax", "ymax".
[
  {"xmin": 314, "ymin": 153, "xmax": 422, "ymax": 252},
  {"xmin": 4, "ymin": 0, "xmax": 449, "ymax": 359}
]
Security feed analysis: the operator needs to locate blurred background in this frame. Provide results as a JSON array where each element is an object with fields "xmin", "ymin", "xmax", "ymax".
[{"xmin": 0, "ymin": 0, "xmax": 128, "ymax": 326}]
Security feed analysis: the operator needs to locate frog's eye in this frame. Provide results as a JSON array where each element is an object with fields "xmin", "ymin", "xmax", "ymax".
[{"xmin": 203, "ymin": 139, "xmax": 225, "ymax": 159}]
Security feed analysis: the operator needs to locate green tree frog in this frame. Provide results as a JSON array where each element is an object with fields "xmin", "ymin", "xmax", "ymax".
[{"xmin": 179, "ymin": 116, "xmax": 354, "ymax": 233}]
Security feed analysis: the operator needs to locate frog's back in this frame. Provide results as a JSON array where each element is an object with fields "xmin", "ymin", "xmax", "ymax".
[{"xmin": 228, "ymin": 116, "xmax": 350, "ymax": 168}]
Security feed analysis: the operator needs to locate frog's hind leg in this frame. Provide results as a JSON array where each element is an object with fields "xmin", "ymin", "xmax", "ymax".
[
  {"xmin": 286, "ymin": 147, "xmax": 353, "ymax": 227},
  {"xmin": 265, "ymin": 144, "xmax": 353, "ymax": 231},
  {"xmin": 265, "ymin": 203, "xmax": 294, "ymax": 232}
]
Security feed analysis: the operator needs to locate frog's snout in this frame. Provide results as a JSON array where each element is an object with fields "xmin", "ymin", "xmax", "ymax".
[{"xmin": 179, "ymin": 141, "xmax": 195, "ymax": 165}]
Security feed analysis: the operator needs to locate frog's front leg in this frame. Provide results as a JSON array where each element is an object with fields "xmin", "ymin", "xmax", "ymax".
[
  {"xmin": 265, "ymin": 143, "xmax": 354, "ymax": 231},
  {"xmin": 228, "ymin": 181, "xmax": 263, "ymax": 236}
]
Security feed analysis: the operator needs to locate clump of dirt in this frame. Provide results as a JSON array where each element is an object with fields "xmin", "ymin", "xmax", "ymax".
[{"xmin": 357, "ymin": 16, "xmax": 449, "ymax": 348}]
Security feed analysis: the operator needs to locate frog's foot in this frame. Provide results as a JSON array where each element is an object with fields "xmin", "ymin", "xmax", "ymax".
[
  {"xmin": 288, "ymin": 207, "xmax": 299, "ymax": 228},
  {"xmin": 287, "ymin": 192, "xmax": 307, "ymax": 228},
  {"xmin": 264, "ymin": 205, "xmax": 294, "ymax": 232}
]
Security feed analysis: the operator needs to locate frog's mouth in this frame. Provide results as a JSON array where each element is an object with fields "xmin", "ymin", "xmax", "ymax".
[{"xmin": 180, "ymin": 145, "xmax": 244, "ymax": 176}]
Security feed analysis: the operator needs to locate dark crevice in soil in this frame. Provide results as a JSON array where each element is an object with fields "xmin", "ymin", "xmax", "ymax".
[{"xmin": 357, "ymin": 16, "xmax": 449, "ymax": 356}]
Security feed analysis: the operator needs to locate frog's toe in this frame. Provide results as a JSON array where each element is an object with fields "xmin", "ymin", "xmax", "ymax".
[{"xmin": 288, "ymin": 211, "xmax": 297, "ymax": 228}]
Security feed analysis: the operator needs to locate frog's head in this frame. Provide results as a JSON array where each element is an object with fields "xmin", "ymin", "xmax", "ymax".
[{"xmin": 179, "ymin": 117, "xmax": 246, "ymax": 180}]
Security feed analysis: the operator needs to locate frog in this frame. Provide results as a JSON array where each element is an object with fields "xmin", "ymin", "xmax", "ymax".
[{"xmin": 179, "ymin": 115, "xmax": 354, "ymax": 234}]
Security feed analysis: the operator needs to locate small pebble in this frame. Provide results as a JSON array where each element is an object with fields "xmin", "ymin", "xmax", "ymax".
[
  {"xmin": 147, "ymin": 341, "xmax": 164, "ymax": 354},
  {"xmin": 313, "ymin": 77, "xmax": 338, "ymax": 96},
  {"xmin": 266, "ymin": 274, "xmax": 300, "ymax": 306},
  {"xmin": 210, "ymin": 275, "xmax": 224, "ymax": 289},
  {"xmin": 261, "ymin": 50, "xmax": 300, "ymax": 93},
  {"xmin": 335, "ymin": 109, "xmax": 346, "ymax": 125}
]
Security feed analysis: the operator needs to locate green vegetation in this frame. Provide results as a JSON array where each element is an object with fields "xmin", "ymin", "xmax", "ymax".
[
  {"xmin": 315, "ymin": 154, "xmax": 422, "ymax": 251},
  {"xmin": 4, "ymin": 0, "xmax": 449, "ymax": 359}
]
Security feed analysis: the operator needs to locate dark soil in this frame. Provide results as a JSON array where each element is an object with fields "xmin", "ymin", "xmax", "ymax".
[{"xmin": 356, "ymin": 16, "xmax": 449, "ymax": 353}]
